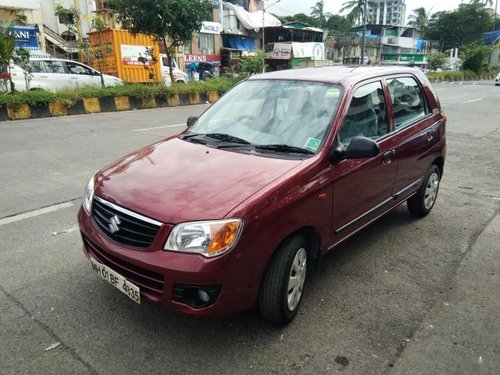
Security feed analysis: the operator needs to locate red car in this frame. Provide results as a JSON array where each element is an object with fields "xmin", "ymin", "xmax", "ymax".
[{"xmin": 78, "ymin": 66, "xmax": 446, "ymax": 324}]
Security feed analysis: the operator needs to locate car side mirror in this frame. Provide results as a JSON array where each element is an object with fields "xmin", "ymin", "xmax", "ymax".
[
  {"xmin": 330, "ymin": 136, "xmax": 379, "ymax": 163},
  {"xmin": 186, "ymin": 116, "xmax": 198, "ymax": 127},
  {"xmin": 344, "ymin": 136, "xmax": 380, "ymax": 159}
]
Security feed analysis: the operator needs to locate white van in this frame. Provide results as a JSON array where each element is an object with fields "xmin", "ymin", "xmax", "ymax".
[
  {"xmin": 160, "ymin": 54, "xmax": 188, "ymax": 83},
  {"xmin": 10, "ymin": 58, "xmax": 123, "ymax": 92}
]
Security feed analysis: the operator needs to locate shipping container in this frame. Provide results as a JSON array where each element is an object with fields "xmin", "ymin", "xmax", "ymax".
[{"xmin": 88, "ymin": 29, "xmax": 162, "ymax": 83}]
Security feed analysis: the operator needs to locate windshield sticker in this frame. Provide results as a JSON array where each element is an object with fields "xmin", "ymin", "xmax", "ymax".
[{"xmin": 305, "ymin": 138, "xmax": 321, "ymax": 151}]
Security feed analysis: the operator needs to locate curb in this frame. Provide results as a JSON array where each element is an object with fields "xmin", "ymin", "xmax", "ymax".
[{"xmin": 0, "ymin": 91, "xmax": 221, "ymax": 122}]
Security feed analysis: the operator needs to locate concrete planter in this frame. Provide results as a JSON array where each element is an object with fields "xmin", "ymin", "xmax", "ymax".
[
  {"xmin": 83, "ymin": 98, "xmax": 101, "ymax": 114},
  {"xmin": 189, "ymin": 93, "xmax": 201, "ymax": 105},
  {"xmin": 208, "ymin": 91, "xmax": 219, "ymax": 103},
  {"xmin": 48, "ymin": 100, "xmax": 69, "ymax": 117},
  {"xmin": 113, "ymin": 96, "xmax": 130, "ymax": 111},
  {"xmin": 166, "ymin": 94, "xmax": 180, "ymax": 107},
  {"xmin": 7, "ymin": 104, "xmax": 31, "ymax": 120}
]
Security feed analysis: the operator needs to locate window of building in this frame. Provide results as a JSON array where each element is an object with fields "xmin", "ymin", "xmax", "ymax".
[{"xmin": 198, "ymin": 33, "xmax": 215, "ymax": 55}]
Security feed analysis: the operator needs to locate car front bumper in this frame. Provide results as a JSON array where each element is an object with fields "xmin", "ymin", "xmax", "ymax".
[{"xmin": 77, "ymin": 206, "xmax": 262, "ymax": 318}]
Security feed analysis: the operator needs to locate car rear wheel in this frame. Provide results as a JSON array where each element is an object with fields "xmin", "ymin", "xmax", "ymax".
[
  {"xmin": 407, "ymin": 165, "xmax": 441, "ymax": 217},
  {"xmin": 258, "ymin": 235, "xmax": 308, "ymax": 325}
]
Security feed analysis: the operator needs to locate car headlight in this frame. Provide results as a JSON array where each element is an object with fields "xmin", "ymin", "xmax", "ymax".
[
  {"xmin": 83, "ymin": 176, "xmax": 95, "ymax": 214},
  {"xmin": 165, "ymin": 219, "xmax": 243, "ymax": 257}
]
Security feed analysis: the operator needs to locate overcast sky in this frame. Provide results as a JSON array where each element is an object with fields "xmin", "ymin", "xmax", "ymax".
[{"xmin": 267, "ymin": 0, "xmax": 468, "ymax": 20}]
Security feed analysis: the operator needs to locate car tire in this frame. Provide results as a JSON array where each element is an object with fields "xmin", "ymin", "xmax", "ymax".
[
  {"xmin": 258, "ymin": 235, "xmax": 308, "ymax": 325},
  {"xmin": 407, "ymin": 165, "xmax": 441, "ymax": 217}
]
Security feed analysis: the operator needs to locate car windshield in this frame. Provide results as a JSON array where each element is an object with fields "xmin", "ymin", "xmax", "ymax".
[{"xmin": 182, "ymin": 79, "xmax": 342, "ymax": 156}]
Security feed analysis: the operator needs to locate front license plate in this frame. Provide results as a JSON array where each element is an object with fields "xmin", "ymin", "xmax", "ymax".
[{"xmin": 89, "ymin": 257, "xmax": 140, "ymax": 304}]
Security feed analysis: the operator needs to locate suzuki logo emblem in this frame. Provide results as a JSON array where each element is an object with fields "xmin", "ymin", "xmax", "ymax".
[{"xmin": 109, "ymin": 215, "xmax": 121, "ymax": 233}]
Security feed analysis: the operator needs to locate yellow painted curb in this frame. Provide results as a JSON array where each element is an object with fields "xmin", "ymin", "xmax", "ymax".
[
  {"xmin": 142, "ymin": 96, "xmax": 157, "ymax": 109},
  {"xmin": 114, "ymin": 96, "xmax": 130, "ymax": 111},
  {"xmin": 167, "ymin": 94, "xmax": 180, "ymax": 107},
  {"xmin": 189, "ymin": 93, "xmax": 201, "ymax": 105},
  {"xmin": 7, "ymin": 104, "xmax": 31, "ymax": 120},
  {"xmin": 49, "ymin": 100, "xmax": 69, "ymax": 117},
  {"xmin": 83, "ymin": 98, "xmax": 101, "ymax": 114},
  {"xmin": 208, "ymin": 91, "xmax": 219, "ymax": 103}
]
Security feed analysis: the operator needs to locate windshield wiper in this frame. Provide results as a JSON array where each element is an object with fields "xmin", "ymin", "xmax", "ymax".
[
  {"xmin": 181, "ymin": 133, "xmax": 250, "ymax": 145},
  {"xmin": 254, "ymin": 144, "xmax": 315, "ymax": 155}
]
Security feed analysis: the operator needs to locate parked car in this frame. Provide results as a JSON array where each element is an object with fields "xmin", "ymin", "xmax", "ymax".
[
  {"xmin": 10, "ymin": 58, "xmax": 122, "ymax": 91},
  {"xmin": 495, "ymin": 72, "xmax": 500, "ymax": 86},
  {"xmin": 78, "ymin": 66, "xmax": 446, "ymax": 324}
]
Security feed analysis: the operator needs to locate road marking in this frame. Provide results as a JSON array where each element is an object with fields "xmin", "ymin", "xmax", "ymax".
[
  {"xmin": 0, "ymin": 202, "xmax": 74, "ymax": 227},
  {"xmin": 131, "ymin": 123, "xmax": 185, "ymax": 132},
  {"xmin": 463, "ymin": 98, "xmax": 483, "ymax": 104},
  {"xmin": 52, "ymin": 226, "xmax": 79, "ymax": 236}
]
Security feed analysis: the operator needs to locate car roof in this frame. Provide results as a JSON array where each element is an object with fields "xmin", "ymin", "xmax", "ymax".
[{"xmin": 248, "ymin": 66, "xmax": 422, "ymax": 86}]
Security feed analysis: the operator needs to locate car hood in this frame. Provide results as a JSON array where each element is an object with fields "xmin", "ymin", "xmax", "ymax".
[{"xmin": 95, "ymin": 138, "xmax": 303, "ymax": 223}]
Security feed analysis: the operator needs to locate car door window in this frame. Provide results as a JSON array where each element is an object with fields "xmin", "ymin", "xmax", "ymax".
[
  {"xmin": 26, "ymin": 61, "xmax": 44, "ymax": 73},
  {"xmin": 338, "ymin": 81, "xmax": 388, "ymax": 147},
  {"xmin": 387, "ymin": 77, "xmax": 427, "ymax": 129},
  {"xmin": 43, "ymin": 60, "xmax": 66, "ymax": 74},
  {"xmin": 66, "ymin": 61, "xmax": 93, "ymax": 75}
]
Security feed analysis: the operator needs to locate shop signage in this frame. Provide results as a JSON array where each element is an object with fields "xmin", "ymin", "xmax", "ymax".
[
  {"xmin": 11, "ymin": 25, "xmax": 38, "ymax": 49},
  {"xmin": 200, "ymin": 22, "xmax": 222, "ymax": 35},
  {"xmin": 185, "ymin": 54, "xmax": 221, "ymax": 63},
  {"xmin": 291, "ymin": 42, "xmax": 325, "ymax": 60},
  {"xmin": 269, "ymin": 43, "xmax": 292, "ymax": 60}
]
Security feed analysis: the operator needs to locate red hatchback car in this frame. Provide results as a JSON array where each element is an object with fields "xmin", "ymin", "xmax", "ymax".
[{"xmin": 78, "ymin": 66, "xmax": 446, "ymax": 324}]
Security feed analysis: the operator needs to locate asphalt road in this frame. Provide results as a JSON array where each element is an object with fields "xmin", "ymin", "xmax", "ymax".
[{"xmin": 1, "ymin": 82, "xmax": 499, "ymax": 374}]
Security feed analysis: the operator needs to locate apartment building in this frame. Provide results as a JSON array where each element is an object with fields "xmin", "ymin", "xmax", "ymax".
[{"xmin": 368, "ymin": 0, "xmax": 406, "ymax": 26}]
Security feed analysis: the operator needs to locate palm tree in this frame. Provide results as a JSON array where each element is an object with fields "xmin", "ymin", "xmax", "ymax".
[
  {"xmin": 469, "ymin": 0, "xmax": 493, "ymax": 6},
  {"xmin": 407, "ymin": 7, "xmax": 433, "ymax": 30},
  {"xmin": 310, "ymin": 0, "xmax": 332, "ymax": 27},
  {"xmin": 340, "ymin": 0, "xmax": 366, "ymax": 26}
]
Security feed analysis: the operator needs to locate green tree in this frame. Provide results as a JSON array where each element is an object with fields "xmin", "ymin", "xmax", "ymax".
[
  {"xmin": 426, "ymin": 51, "xmax": 447, "ymax": 70},
  {"xmin": 460, "ymin": 43, "xmax": 491, "ymax": 73},
  {"xmin": 84, "ymin": 16, "xmax": 108, "ymax": 87},
  {"xmin": 407, "ymin": 7, "xmax": 433, "ymax": 30},
  {"xmin": 0, "ymin": 11, "xmax": 29, "ymax": 92},
  {"xmin": 110, "ymin": 0, "xmax": 210, "ymax": 83},
  {"xmin": 340, "ymin": 0, "xmax": 366, "ymax": 26},
  {"xmin": 54, "ymin": 4, "xmax": 80, "ymax": 58},
  {"xmin": 325, "ymin": 14, "xmax": 353, "ymax": 34},
  {"xmin": 469, "ymin": 0, "xmax": 493, "ymax": 6},
  {"xmin": 425, "ymin": 3, "xmax": 492, "ymax": 51},
  {"xmin": 310, "ymin": 1, "xmax": 332, "ymax": 27}
]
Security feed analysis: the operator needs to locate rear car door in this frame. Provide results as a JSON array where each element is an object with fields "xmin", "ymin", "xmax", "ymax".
[
  {"xmin": 332, "ymin": 80, "xmax": 398, "ymax": 238},
  {"xmin": 40, "ymin": 60, "xmax": 72, "ymax": 91},
  {"xmin": 385, "ymin": 75, "xmax": 445, "ymax": 196}
]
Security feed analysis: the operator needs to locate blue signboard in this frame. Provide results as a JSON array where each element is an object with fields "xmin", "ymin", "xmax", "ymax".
[{"xmin": 11, "ymin": 25, "xmax": 39, "ymax": 49}]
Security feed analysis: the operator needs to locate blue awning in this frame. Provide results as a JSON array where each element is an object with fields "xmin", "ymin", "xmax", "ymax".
[{"xmin": 484, "ymin": 30, "xmax": 500, "ymax": 45}]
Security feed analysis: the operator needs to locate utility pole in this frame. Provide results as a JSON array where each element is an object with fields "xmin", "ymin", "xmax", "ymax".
[
  {"xmin": 494, "ymin": 0, "xmax": 498, "ymax": 31},
  {"xmin": 360, "ymin": 0, "xmax": 367, "ymax": 65}
]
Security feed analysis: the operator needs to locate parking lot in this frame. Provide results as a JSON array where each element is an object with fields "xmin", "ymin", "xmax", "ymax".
[{"xmin": 1, "ymin": 82, "xmax": 499, "ymax": 374}]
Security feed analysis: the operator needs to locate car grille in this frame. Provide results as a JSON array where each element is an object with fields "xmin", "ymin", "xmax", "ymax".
[
  {"xmin": 83, "ymin": 235, "xmax": 165, "ymax": 298},
  {"xmin": 91, "ymin": 196, "xmax": 162, "ymax": 249}
]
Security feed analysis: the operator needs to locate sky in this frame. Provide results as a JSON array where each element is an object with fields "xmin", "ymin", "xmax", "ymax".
[{"xmin": 267, "ymin": 0, "xmax": 469, "ymax": 19}]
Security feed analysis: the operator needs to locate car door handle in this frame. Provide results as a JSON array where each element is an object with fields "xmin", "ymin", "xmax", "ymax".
[
  {"xmin": 70, "ymin": 76, "xmax": 78, "ymax": 80},
  {"xmin": 383, "ymin": 149, "xmax": 395, "ymax": 160},
  {"xmin": 426, "ymin": 130, "xmax": 434, "ymax": 142},
  {"xmin": 40, "ymin": 75, "xmax": 49, "ymax": 79}
]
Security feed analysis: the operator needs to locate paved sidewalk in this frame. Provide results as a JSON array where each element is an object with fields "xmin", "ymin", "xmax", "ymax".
[{"xmin": 391, "ymin": 213, "xmax": 500, "ymax": 374}]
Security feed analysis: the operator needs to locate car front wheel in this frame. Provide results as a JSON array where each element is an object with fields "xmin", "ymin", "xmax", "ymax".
[
  {"xmin": 258, "ymin": 235, "xmax": 308, "ymax": 325},
  {"xmin": 407, "ymin": 165, "xmax": 441, "ymax": 217}
]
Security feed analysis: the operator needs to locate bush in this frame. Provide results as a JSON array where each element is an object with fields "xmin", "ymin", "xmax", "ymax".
[
  {"xmin": 460, "ymin": 43, "xmax": 492, "ymax": 74},
  {"xmin": 0, "ymin": 76, "xmax": 244, "ymax": 109}
]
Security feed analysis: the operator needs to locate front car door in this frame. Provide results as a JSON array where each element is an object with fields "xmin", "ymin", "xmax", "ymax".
[
  {"xmin": 331, "ymin": 80, "xmax": 399, "ymax": 243},
  {"xmin": 65, "ymin": 61, "xmax": 101, "ymax": 87}
]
